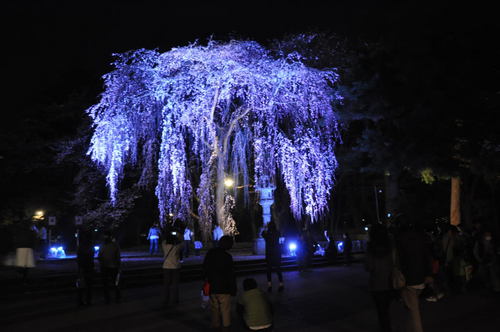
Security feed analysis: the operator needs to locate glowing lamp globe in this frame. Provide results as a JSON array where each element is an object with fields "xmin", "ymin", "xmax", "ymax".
[{"xmin": 224, "ymin": 178, "xmax": 234, "ymax": 188}]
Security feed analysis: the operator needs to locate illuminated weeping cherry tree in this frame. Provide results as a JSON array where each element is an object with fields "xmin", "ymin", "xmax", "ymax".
[{"xmin": 87, "ymin": 40, "xmax": 341, "ymax": 237}]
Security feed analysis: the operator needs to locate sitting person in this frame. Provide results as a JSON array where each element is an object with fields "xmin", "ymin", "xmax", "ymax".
[{"xmin": 237, "ymin": 278, "xmax": 273, "ymax": 331}]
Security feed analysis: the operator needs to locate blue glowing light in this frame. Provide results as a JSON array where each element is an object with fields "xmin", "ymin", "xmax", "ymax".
[
  {"xmin": 49, "ymin": 246, "xmax": 66, "ymax": 258},
  {"xmin": 288, "ymin": 242, "xmax": 298, "ymax": 256},
  {"xmin": 337, "ymin": 241, "xmax": 344, "ymax": 253},
  {"xmin": 87, "ymin": 37, "xmax": 341, "ymax": 236}
]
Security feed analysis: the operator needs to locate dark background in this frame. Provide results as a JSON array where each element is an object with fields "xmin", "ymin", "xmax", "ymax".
[
  {"xmin": 5, "ymin": 0, "xmax": 491, "ymax": 106},
  {"xmin": 1, "ymin": 0, "xmax": 499, "ymax": 246}
]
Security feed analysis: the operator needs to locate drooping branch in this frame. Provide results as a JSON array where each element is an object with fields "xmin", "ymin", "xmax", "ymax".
[{"xmin": 87, "ymin": 39, "xmax": 342, "ymax": 236}]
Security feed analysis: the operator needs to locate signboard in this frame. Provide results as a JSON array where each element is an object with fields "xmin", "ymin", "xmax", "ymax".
[
  {"xmin": 75, "ymin": 216, "xmax": 83, "ymax": 226},
  {"xmin": 48, "ymin": 216, "xmax": 56, "ymax": 226}
]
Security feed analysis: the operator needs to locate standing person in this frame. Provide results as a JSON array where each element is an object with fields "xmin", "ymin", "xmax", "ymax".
[
  {"xmin": 0, "ymin": 224, "xmax": 14, "ymax": 266},
  {"xmin": 396, "ymin": 222, "xmax": 433, "ymax": 332},
  {"xmin": 473, "ymin": 230, "xmax": 500, "ymax": 292},
  {"xmin": 37, "ymin": 223, "xmax": 48, "ymax": 259},
  {"xmin": 297, "ymin": 228, "xmax": 313, "ymax": 271},
  {"xmin": 98, "ymin": 231, "xmax": 121, "ymax": 303},
  {"xmin": 183, "ymin": 226, "xmax": 194, "ymax": 258},
  {"xmin": 325, "ymin": 231, "xmax": 338, "ymax": 262},
  {"xmin": 237, "ymin": 278, "xmax": 273, "ymax": 331},
  {"xmin": 365, "ymin": 224, "xmax": 394, "ymax": 332},
  {"xmin": 203, "ymin": 235, "xmax": 237, "ymax": 332},
  {"xmin": 442, "ymin": 225, "xmax": 465, "ymax": 293},
  {"xmin": 147, "ymin": 223, "xmax": 161, "ymax": 256},
  {"xmin": 343, "ymin": 232, "xmax": 353, "ymax": 265},
  {"xmin": 76, "ymin": 231, "xmax": 95, "ymax": 306},
  {"xmin": 425, "ymin": 229, "xmax": 445, "ymax": 302},
  {"xmin": 13, "ymin": 220, "xmax": 37, "ymax": 284},
  {"xmin": 261, "ymin": 222, "xmax": 284, "ymax": 293},
  {"xmin": 161, "ymin": 231, "xmax": 183, "ymax": 308},
  {"xmin": 304, "ymin": 228, "xmax": 314, "ymax": 269},
  {"xmin": 213, "ymin": 225, "xmax": 224, "ymax": 248}
]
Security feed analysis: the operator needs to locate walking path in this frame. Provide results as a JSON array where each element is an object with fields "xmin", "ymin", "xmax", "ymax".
[{"xmin": 2, "ymin": 263, "xmax": 499, "ymax": 332}]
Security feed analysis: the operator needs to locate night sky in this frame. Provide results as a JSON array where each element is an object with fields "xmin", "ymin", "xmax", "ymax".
[{"xmin": 3, "ymin": 1, "xmax": 496, "ymax": 113}]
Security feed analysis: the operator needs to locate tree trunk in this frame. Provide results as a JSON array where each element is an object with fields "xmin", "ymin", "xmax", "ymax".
[
  {"xmin": 215, "ymin": 150, "xmax": 226, "ymax": 232},
  {"xmin": 450, "ymin": 176, "xmax": 461, "ymax": 226}
]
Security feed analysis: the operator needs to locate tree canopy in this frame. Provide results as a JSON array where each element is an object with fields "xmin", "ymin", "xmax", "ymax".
[{"xmin": 87, "ymin": 39, "xmax": 342, "ymax": 235}]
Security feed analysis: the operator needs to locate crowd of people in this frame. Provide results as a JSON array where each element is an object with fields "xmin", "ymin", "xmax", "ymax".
[
  {"xmin": 365, "ymin": 218, "xmax": 500, "ymax": 332},
  {"xmin": 3, "ymin": 216, "xmax": 499, "ymax": 332}
]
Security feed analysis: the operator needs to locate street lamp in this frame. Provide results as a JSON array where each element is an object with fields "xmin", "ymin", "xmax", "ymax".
[
  {"xmin": 33, "ymin": 210, "xmax": 45, "ymax": 221},
  {"xmin": 224, "ymin": 178, "xmax": 234, "ymax": 188}
]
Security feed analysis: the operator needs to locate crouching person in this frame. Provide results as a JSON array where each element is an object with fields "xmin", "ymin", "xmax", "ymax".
[{"xmin": 237, "ymin": 278, "xmax": 273, "ymax": 331}]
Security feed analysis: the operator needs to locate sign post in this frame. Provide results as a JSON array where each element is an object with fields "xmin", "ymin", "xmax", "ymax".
[{"xmin": 48, "ymin": 216, "xmax": 56, "ymax": 247}]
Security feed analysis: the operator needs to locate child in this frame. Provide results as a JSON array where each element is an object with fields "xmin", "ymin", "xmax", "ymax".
[{"xmin": 237, "ymin": 278, "xmax": 273, "ymax": 331}]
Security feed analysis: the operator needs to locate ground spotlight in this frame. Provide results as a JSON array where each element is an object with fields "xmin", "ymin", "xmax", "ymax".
[
  {"xmin": 288, "ymin": 242, "xmax": 297, "ymax": 256},
  {"xmin": 337, "ymin": 241, "xmax": 344, "ymax": 253},
  {"xmin": 49, "ymin": 246, "xmax": 66, "ymax": 258}
]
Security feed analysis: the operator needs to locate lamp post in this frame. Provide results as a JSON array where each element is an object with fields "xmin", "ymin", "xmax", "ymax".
[
  {"xmin": 222, "ymin": 175, "xmax": 275, "ymax": 254},
  {"xmin": 254, "ymin": 176, "xmax": 275, "ymax": 255},
  {"xmin": 33, "ymin": 210, "xmax": 44, "ymax": 221}
]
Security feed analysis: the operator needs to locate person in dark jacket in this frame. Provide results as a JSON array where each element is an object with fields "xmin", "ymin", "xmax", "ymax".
[
  {"xmin": 98, "ymin": 231, "xmax": 121, "ymax": 303},
  {"xmin": 365, "ymin": 224, "xmax": 394, "ymax": 332},
  {"xmin": 261, "ymin": 222, "xmax": 284, "ymax": 293},
  {"xmin": 77, "ymin": 231, "xmax": 95, "ymax": 306},
  {"xmin": 203, "ymin": 235, "xmax": 237, "ymax": 332},
  {"xmin": 297, "ymin": 228, "xmax": 313, "ymax": 271},
  {"xmin": 343, "ymin": 232, "xmax": 353, "ymax": 265},
  {"xmin": 473, "ymin": 230, "xmax": 500, "ymax": 292},
  {"xmin": 396, "ymin": 222, "xmax": 433, "ymax": 332}
]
